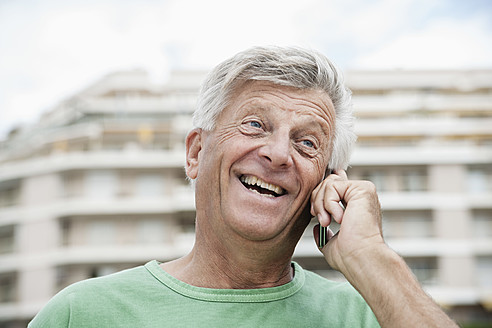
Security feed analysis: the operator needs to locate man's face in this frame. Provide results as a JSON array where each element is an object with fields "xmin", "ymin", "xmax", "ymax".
[{"xmin": 188, "ymin": 81, "xmax": 336, "ymax": 245}]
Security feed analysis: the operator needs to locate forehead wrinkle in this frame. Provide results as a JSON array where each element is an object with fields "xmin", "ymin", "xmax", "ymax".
[
  {"xmin": 232, "ymin": 81, "xmax": 334, "ymax": 113},
  {"xmin": 271, "ymin": 87, "xmax": 331, "ymax": 118},
  {"xmin": 239, "ymin": 92, "xmax": 333, "ymax": 124},
  {"xmin": 246, "ymin": 89, "xmax": 326, "ymax": 112}
]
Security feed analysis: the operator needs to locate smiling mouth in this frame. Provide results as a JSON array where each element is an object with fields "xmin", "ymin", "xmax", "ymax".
[{"xmin": 240, "ymin": 175, "xmax": 286, "ymax": 198}]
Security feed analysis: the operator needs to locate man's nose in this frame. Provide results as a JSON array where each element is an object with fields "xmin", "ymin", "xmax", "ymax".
[{"xmin": 258, "ymin": 131, "xmax": 293, "ymax": 169}]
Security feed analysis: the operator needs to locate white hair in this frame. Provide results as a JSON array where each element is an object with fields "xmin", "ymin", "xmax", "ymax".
[{"xmin": 192, "ymin": 46, "xmax": 356, "ymax": 170}]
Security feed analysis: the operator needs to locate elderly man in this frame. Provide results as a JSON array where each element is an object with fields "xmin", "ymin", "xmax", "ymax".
[{"xmin": 29, "ymin": 46, "xmax": 457, "ymax": 327}]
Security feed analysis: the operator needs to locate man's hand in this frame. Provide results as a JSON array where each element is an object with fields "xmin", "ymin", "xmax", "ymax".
[
  {"xmin": 310, "ymin": 170, "xmax": 385, "ymax": 276},
  {"xmin": 310, "ymin": 170, "xmax": 458, "ymax": 328}
]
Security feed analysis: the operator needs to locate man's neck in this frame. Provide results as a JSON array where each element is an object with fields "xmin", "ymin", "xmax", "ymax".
[{"xmin": 160, "ymin": 231, "xmax": 296, "ymax": 289}]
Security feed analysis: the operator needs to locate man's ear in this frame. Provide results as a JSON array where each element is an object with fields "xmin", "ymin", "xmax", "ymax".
[{"xmin": 185, "ymin": 128, "xmax": 203, "ymax": 180}]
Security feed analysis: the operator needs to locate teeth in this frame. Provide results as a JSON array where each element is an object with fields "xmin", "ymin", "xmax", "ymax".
[
  {"xmin": 240, "ymin": 175, "xmax": 284, "ymax": 196},
  {"xmin": 249, "ymin": 188, "xmax": 275, "ymax": 198}
]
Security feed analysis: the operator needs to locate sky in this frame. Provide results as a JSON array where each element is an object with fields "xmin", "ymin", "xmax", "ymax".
[{"xmin": 1, "ymin": 0, "xmax": 491, "ymax": 139}]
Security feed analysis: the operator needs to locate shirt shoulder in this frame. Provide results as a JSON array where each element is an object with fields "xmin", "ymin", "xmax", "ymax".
[
  {"xmin": 29, "ymin": 264, "xmax": 151, "ymax": 327},
  {"xmin": 299, "ymin": 268, "xmax": 381, "ymax": 328}
]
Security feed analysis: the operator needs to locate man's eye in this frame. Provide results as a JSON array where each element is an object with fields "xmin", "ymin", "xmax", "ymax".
[
  {"xmin": 249, "ymin": 121, "xmax": 262, "ymax": 128},
  {"xmin": 301, "ymin": 140, "xmax": 314, "ymax": 148}
]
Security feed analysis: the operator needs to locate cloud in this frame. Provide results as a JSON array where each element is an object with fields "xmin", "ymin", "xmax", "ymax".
[
  {"xmin": 352, "ymin": 12, "xmax": 492, "ymax": 69},
  {"xmin": 0, "ymin": 0, "xmax": 491, "ymax": 138},
  {"xmin": 0, "ymin": 1, "xmax": 174, "ymax": 137},
  {"xmin": 159, "ymin": 0, "xmax": 316, "ymax": 68}
]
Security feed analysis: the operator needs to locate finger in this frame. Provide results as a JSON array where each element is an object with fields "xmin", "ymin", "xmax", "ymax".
[
  {"xmin": 310, "ymin": 183, "xmax": 322, "ymax": 217},
  {"xmin": 311, "ymin": 175, "xmax": 348, "ymax": 226},
  {"xmin": 319, "ymin": 180, "xmax": 346, "ymax": 224},
  {"xmin": 311, "ymin": 184, "xmax": 331, "ymax": 226},
  {"xmin": 333, "ymin": 169, "xmax": 348, "ymax": 180}
]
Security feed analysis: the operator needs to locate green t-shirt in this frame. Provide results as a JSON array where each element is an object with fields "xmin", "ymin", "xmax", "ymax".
[{"xmin": 29, "ymin": 261, "xmax": 380, "ymax": 327}]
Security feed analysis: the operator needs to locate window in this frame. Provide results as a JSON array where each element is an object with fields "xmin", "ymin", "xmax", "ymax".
[
  {"xmin": 468, "ymin": 167, "xmax": 492, "ymax": 193},
  {"xmin": 135, "ymin": 174, "xmax": 164, "ymax": 198},
  {"xmin": 383, "ymin": 211, "xmax": 433, "ymax": 238},
  {"xmin": 473, "ymin": 210, "xmax": 492, "ymax": 238},
  {"xmin": 293, "ymin": 257, "xmax": 346, "ymax": 282},
  {"xmin": 0, "ymin": 272, "xmax": 17, "ymax": 303},
  {"xmin": 176, "ymin": 212, "xmax": 196, "ymax": 234},
  {"xmin": 405, "ymin": 257, "xmax": 438, "ymax": 286},
  {"xmin": 102, "ymin": 132, "xmax": 138, "ymax": 151},
  {"xmin": 0, "ymin": 225, "xmax": 15, "ymax": 254},
  {"xmin": 90, "ymin": 266, "xmax": 118, "ymax": 278},
  {"xmin": 87, "ymin": 220, "xmax": 115, "ymax": 245},
  {"xmin": 0, "ymin": 181, "xmax": 20, "ymax": 207},
  {"xmin": 400, "ymin": 169, "xmax": 427, "ymax": 192},
  {"xmin": 359, "ymin": 170, "xmax": 387, "ymax": 192},
  {"xmin": 476, "ymin": 256, "xmax": 492, "ymax": 288},
  {"xmin": 85, "ymin": 170, "xmax": 118, "ymax": 199},
  {"xmin": 62, "ymin": 172, "xmax": 84, "ymax": 198},
  {"xmin": 137, "ymin": 219, "xmax": 165, "ymax": 244},
  {"xmin": 60, "ymin": 219, "xmax": 72, "ymax": 246}
]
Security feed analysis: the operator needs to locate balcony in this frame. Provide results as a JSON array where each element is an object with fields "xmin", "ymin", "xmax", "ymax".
[
  {"xmin": 353, "ymin": 93, "xmax": 492, "ymax": 113},
  {"xmin": 54, "ymin": 235, "xmax": 195, "ymax": 265},
  {"xmin": 0, "ymin": 149, "xmax": 186, "ymax": 181},
  {"xmin": 78, "ymin": 95, "xmax": 197, "ymax": 114},
  {"xmin": 352, "ymin": 146, "xmax": 492, "ymax": 165},
  {"xmin": 55, "ymin": 191, "xmax": 195, "ymax": 217},
  {"xmin": 355, "ymin": 117, "xmax": 492, "ymax": 137}
]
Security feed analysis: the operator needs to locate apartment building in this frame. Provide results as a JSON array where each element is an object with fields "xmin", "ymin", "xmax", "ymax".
[{"xmin": 0, "ymin": 68, "xmax": 491, "ymax": 326}]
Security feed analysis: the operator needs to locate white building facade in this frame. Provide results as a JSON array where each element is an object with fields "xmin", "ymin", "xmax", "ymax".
[{"xmin": 0, "ymin": 68, "xmax": 491, "ymax": 326}]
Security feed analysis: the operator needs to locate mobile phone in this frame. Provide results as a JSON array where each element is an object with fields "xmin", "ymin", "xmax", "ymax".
[
  {"xmin": 318, "ymin": 169, "xmax": 333, "ymax": 248},
  {"xmin": 319, "ymin": 224, "xmax": 328, "ymax": 248}
]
